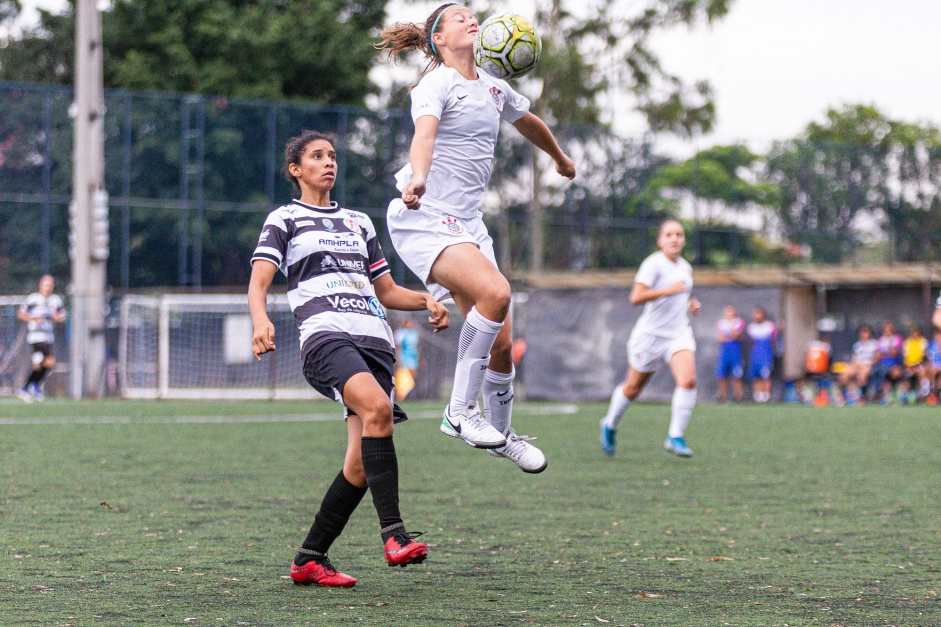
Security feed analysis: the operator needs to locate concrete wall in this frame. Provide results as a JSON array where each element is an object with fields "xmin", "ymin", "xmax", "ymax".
[{"xmin": 524, "ymin": 286, "xmax": 783, "ymax": 402}]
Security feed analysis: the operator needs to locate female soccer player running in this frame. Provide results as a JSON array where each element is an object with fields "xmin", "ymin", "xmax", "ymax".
[
  {"xmin": 599, "ymin": 220, "xmax": 701, "ymax": 457},
  {"xmin": 248, "ymin": 131, "xmax": 449, "ymax": 588},
  {"xmin": 376, "ymin": 4, "xmax": 576, "ymax": 473}
]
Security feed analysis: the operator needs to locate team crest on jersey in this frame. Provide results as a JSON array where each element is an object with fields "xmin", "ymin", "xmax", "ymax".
[
  {"xmin": 343, "ymin": 218, "xmax": 362, "ymax": 235},
  {"xmin": 489, "ymin": 87, "xmax": 505, "ymax": 112},
  {"xmin": 442, "ymin": 216, "xmax": 464, "ymax": 235},
  {"xmin": 258, "ymin": 229, "xmax": 269, "ymax": 243},
  {"xmin": 322, "ymin": 218, "xmax": 336, "ymax": 231},
  {"xmin": 321, "ymin": 254, "xmax": 338, "ymax": 269}
]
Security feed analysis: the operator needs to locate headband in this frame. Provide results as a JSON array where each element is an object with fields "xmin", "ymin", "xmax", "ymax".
[{"xmin": 429, "ymin": 4, "xmax": 461, "ymax": 55}]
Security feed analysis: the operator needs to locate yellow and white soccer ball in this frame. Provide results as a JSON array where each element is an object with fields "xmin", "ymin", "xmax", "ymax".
[{"xmin": 474, "ymin": 14, "xmax": 542, "ymax": 79}]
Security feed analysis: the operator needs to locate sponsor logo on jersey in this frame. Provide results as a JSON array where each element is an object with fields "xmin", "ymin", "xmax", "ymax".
[
  {"xmin": 325, "ymin": 295, "xmax": 384, "ymax": 318},
  {"xmin": 322, "ymin": 218, "xmax": 336, "ymax": 231},
  {"xmin": 321, "ymin": 255, "xmax": 338, "ymax": 269},
  {"xmin": 442, "ymin": 216, "xmax": 465, "ymax": 235},
  {"xmin": 343, "ymin": 218, "xmax": 362, "ymax": 235},
  {"xmin": 326, "ymin": 279, "xmax": 366, "ymax": 290},
  {"xmin": 319, "ymin": 238, "xmax": 360, "ymax": 248},
  {"xmin": 489, "ymin": 87, "xmax": 505, "ymax": 112},
  {"xmin": 367, "ymin": 296, "xmax": 386, "ymax": 319},
  {"xmin": 258, "ymin": 229, "xmax": 269, "ymax": 243}
]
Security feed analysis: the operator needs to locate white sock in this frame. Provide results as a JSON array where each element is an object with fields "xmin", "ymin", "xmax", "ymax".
[
  {"xmin": 602, "ymin": 386, "xmax": 631, "ymax": 430},
  {"xmin": 449, "ymin": 307, "xmax": 503, "ymax": 411},
  {"xmin": 482, "ymin": 367, "xmax": 514, "ymax": 435},
  {"xmin": 668, "ymin": 387, "xmax": 697, "ymax": 438}
]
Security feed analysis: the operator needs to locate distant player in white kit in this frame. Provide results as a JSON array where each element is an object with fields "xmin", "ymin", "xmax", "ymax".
[
  {"xmin": 17, "ymin": 274, "xmax": 66, "ymax": 402},
  {"xmin": 376, "ymin": 4, "xmax": 576, "ymax": 473},
  {"xmin": 600, "ymin": 220, "xmax": 701, "ymax": 457}
]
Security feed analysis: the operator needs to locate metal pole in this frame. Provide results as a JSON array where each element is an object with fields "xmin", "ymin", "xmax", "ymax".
[
  {"xmin": 122, "ymin": 91, "xmax": 132, "ymax": 290},
  {"xmin": 69, "ymin": 0, "xmax": 108, "ymax": 398}
]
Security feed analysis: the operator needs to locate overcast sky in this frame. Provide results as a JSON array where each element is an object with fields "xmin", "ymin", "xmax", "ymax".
[{"xmin": 11, "ymin": 0, "xmax": 941, "ymax": 153}]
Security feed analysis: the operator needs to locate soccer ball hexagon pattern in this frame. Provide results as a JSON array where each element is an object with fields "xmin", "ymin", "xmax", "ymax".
[{"xmin": 474, "ymin": 14, "xmax": 542, "ymax": 79}]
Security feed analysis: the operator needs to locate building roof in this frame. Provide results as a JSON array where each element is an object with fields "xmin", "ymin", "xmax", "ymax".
[{"xmin": 515, "ymin": 264, "xmax": 941, "ymax": 289}]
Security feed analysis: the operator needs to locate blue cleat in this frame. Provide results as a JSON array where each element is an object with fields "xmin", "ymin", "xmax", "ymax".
[
  {"xmin": 664, "ymin": 436, "xmax": 693, "ymax": 457},
  {"xmin": 599, "ymin": 419, "xmax": 616, "ymax": 456}
]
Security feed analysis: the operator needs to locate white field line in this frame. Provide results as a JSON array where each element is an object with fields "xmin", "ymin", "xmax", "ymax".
[{"xmin": 0, "ymin": 404, "xmax": 580, "ymax": 425}]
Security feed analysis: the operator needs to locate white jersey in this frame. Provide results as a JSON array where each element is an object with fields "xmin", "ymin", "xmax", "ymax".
[
  {"xmin": 394, "ymin": 66, "xmax": 530, "ymax": 219},
  {"xmin": 251, "ymin": 200, "xmax": 394, "ymax": 359},
  {"xmin": 630, "ymin": 251, "xmax": 693, "ymax": 339},
  {"xmin": 20, "ymin": 292, "xmax": 65, "ymax": 345}
]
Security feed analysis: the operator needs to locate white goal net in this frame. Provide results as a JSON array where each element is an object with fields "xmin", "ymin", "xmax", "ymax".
[{"xmin": 119, "ymin": 294, "xmax": 320, "ymax": 400}]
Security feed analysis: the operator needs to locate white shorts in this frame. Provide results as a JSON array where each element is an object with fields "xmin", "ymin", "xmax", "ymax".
[
  {"xmin": 627, "ymin": 327, "xmax": 696, "ymax": 373},
  {"xmin": 386, "ymin": 198, "xmax": 498, "ymax": 301}
]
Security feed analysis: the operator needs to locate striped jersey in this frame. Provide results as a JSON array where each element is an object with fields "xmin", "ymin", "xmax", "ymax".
[
  {"xmin": 251, "ymin": 199, "xmax": 393, "ymax": 358},
  {"xmin": 20, "ymin": 292, "xmax": 65, "ymax": 345}
]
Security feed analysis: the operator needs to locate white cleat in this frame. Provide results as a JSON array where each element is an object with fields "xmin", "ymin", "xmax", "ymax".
[
  {"xmin": 488, "ymin": 427, "xmax": 548, "ymax": 474},
  {"xmin": 440, "ymin": 406, "xmax": 507, "ymax": 449},
  {"xmin": 16, "ymin": 388, "xmax": 32, "ymax": 403}
]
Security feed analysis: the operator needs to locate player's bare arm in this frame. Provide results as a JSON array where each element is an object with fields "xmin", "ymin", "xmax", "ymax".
[
  {"xmin": 629, "ymin": 281, "xmax": 687, "ymax": 306},
  {"xmin": 511, "ymin": 112, "xmax": 576, "ymax": 179},
  {"xmin": 688, "ymin": 298, "xmax": 702, "ymax": 316},
  {"xmin": 373, "ymin": 274, "xmax": 449, "ymax": 332},
  {"xmin": 403, "ymin": 116, "xmax": 439, "ymax": 208},
  {"xmin": 247, "ymin": 260, "xmax": 278, "ymax": 359}
]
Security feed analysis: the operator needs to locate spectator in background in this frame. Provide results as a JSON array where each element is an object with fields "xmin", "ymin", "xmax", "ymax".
[
  {"xmin": 871, "ymin": 321, "xmax": 904, "ymax": 403},
  {"xmin": 805, "ymin": 335, "xmax": 833, "ymax": 406},
  {"xmin": 715, "ymin": 305, "xmax": 745, "ymax": 402},
  {"xmin": 900, "ymin": 325, "xmax": 928, "ymax": 403},
  {"xmin": 747, "ymin": 307, "xmax": 777, "ymax": 402},
  {"xmin": 837, "ymin": 325, "xmax": 878, "ymax": 404},
  {"xmin": 925, "ymin": 328, "xmax": 941, "ymax": 402},
  {"xmin": 16, "ymin": 274, "xmax": 66, "ymax": 402},
  {"xmin": 394, "ymin": 318, "xmax": 420, "ymax": 400}
]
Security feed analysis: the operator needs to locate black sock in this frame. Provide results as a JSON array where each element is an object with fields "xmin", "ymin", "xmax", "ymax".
[
  {"xmin": 360, "ymin": 436, "xmax": 403, "ymax": 540},
  {"xmin": 35, "ymin": 366, "xmax": 48, "ymax": 385},
  {"xmin": 25, "ymin": 369, "xmax": 42, "ymax": 386},
  {"xmin": 296, "ymin": 470, "xmax": 367, "ymax": 565}
]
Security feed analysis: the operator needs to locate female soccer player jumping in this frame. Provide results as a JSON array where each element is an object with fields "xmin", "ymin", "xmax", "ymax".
[
  {"xmin": 599, "ymin": 220, "xmax": 701, "ymax": 458},
  {"xmin": 376, "ymin": 3, "xmax": 576, "ymax": 473},
  {"xmin": 248, "ymin": 131, "xmax": 449, "ymax": 588}
]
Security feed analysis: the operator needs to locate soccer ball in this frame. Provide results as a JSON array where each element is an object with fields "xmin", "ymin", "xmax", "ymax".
[{"xmin": 474, "ymin": 14, "xmax": 542, "ymax": 79}]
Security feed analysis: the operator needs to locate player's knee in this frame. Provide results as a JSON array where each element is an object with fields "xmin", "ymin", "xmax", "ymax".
[
  {"xmin": 479, "ymin": 280, "xmax": 511, "ymax": 319},
  {"xmin": 44, "ymin": 357, "xmax": 56, "ymax": 369},
  {"xmin": 359, "ymin": 399, "xmax": 394, "ymax": 435},
  {"xmin": 677, "ymin": 376, "xmax": 697, "ymax": 390},
  {"xmin": 623, "ymin": 384, "xmax": 641, "ymax": 400}
]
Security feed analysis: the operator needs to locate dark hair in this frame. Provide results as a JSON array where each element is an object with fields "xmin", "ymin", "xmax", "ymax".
[
  {"xmin": 283, "ymin": 130, "xmax": 337, "ymax": 196},
  {"xmin": 375, "ymin": 4, "xmax": 461, "ymax": 77}
]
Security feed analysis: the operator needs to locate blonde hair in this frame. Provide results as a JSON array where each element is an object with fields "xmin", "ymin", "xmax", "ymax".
[{"xmin": 375, "ymin": 4, "xmax": 461, "ymax": 79}]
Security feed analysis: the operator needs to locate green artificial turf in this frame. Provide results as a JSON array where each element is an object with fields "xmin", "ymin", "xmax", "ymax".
[{"xmin": 0, "ymin": 399, "xmax": 938, "ymax": 626}]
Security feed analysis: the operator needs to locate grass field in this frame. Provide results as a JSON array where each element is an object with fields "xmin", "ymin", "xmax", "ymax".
[{"xmin": 0, "ymin": 398, "xmax": 938, "ymax": 626}]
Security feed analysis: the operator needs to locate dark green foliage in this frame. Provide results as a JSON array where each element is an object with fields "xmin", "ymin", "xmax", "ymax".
[
  {"xmin": 765, "ymin": 105, "xmax": 941, "ymax": 263},
  {"xmin": 0, "ymin": 0, "xmax": 384, "ymax": 105}
]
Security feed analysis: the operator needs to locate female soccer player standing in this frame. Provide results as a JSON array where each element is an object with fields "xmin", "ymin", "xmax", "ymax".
[
  {"xmin": 599, "ymin": 220, "xmax": 701, "ymax": 457},
  {"xmin": 376, "ymin": 4, "xmax": 576, "ymax": 473},
  {"xmin": 249, "ymin": 130, "xmax": 449, "ymax": 588}
]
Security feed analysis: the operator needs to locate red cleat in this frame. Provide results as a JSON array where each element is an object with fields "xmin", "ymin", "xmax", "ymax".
[
  {"xmin": 290, "ymin": 556, "xmax": 357, "ymax": 588},
  {"xmin": 384, "ymin": 531, "xmax": 428, "ymax": 567}
]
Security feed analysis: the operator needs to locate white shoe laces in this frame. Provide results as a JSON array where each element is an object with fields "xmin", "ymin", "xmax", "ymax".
[{"xmin": 498, "ymin": 428, "xmax": 537, "ymax": 458}]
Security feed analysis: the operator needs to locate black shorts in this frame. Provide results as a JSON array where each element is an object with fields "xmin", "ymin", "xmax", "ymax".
[
  {"xmin": 30, "ymin": 343, "xmax": 53, "ymax": 359},
  {"xmin": 303, "ymin": 338, "xmax": 406, "ymax": 423}
]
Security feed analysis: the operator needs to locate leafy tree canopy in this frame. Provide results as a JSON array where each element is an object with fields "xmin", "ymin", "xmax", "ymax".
[{"xmin": 0, "ymin": 0, "xmax": 384, "ymax": 105}]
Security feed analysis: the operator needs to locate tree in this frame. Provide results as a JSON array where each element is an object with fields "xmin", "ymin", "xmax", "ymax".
[
  {"xmin": 0, "ymin": 0, "xmax": 383, "ymax": 105},
  {"xmin": 531, "ymin": 0, "xmax": 731, "ymax": 135},
  {"xmin": 764, "ymin": 105, "xmax": 941, "ymax": 263}
]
